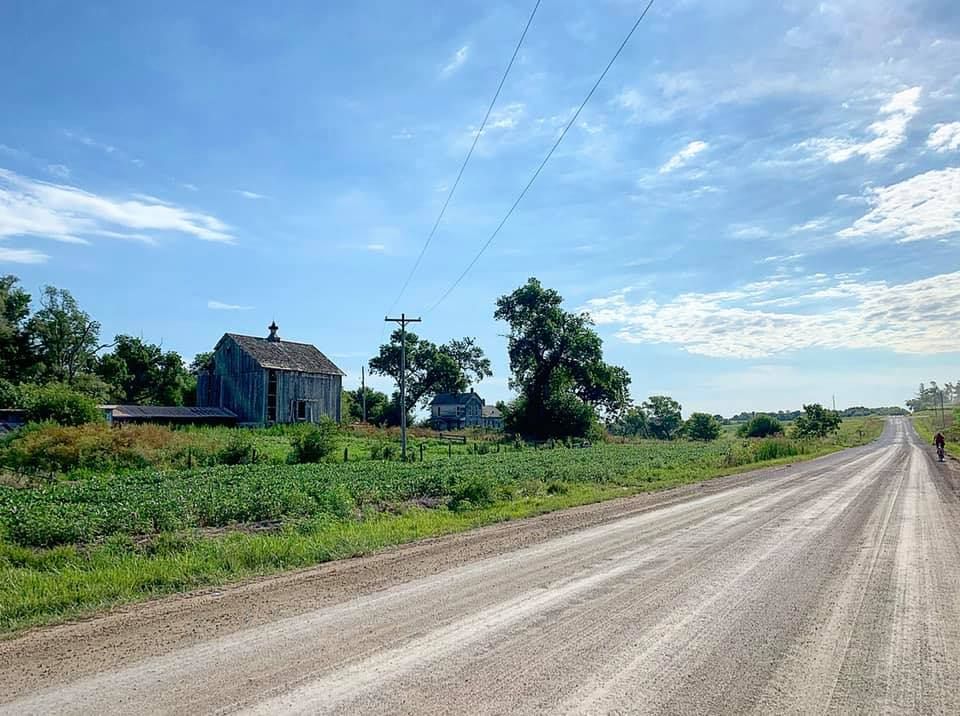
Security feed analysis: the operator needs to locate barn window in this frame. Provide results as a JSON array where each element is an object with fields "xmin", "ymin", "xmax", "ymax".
[{"xmin": 296, "ymin": 400, "xmax": 307, "ymax": 421}]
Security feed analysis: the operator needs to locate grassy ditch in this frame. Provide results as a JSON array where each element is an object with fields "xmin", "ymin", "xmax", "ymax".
[
  {"xmin": 912, "ymin": 409, "xmax": 959, "ymax": 453},
  {"xmin": 0, "ymin": 417, "xmax": 883, "ymax": 635}
]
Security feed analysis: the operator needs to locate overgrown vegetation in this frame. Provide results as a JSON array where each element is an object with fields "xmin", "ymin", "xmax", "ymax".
[{"xmin": 0, "ymin": 416, "xmax": 884, "ymax": 632}]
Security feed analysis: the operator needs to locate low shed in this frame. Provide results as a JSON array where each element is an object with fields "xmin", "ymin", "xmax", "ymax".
[{"xmin": 102, "ymin": 405, "xmax": 238, "ymax": 427}]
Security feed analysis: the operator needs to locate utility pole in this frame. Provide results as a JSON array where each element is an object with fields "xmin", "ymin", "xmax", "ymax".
[
  {"xmin": 361, "ymin": 366, "xmax": 367, "ymax": 423},
  {"xmin": 832, "ymin": 394, "xmax": 836, "ymax": 412},
  {"xmin": 384, "ymin": 313, "xmax": 421, "ymax": 460}
]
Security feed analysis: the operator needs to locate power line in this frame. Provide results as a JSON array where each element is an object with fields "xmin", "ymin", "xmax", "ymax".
[
  {"xmin": 386, "ymin": 0, "xmax": 542, "ymax": 315},
  {"xmin": 426, "ymin": 0, "xmax": 657, "ymax": 313}
]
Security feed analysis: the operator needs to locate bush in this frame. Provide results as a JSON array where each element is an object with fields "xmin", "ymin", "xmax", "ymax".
[
  {"xmin": 18, "ymin": 382, "xmax": 102, "ymax": 426},
  {"xmin": 737, "ymin": 414, "xmax": 784, "ymax": 438},
  {"xmin": 290, "ymin": 418, "xmax": 338, "ymax": 463},
  {"xmin": 448, "ymin": 475, "xmax": 496, "ymax": 511},
  {"xmin": 685, "ymin": 413, "xmax": 722, "ymax": 441},
  {"xmin": 0, "ymin": 379, "xmax": 18, "ymax": 409},
  {"xmin": 793, "ymin": 404, "xmax": 842, "ymax": 439},
  {"xmin": 219, "ymin": 431, "xmax": 258, "ymax": 465}
]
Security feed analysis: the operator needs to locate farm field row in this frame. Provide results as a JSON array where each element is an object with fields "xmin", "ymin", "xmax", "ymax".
[{"xmin": 0, "ymin": 417, "xmax": 883, "ymax": 635}]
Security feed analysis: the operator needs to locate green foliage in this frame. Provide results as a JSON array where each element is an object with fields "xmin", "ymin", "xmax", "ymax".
[
  {"xmin": 218, "ymin": 432, "xmax": 259, "ymax": 465},
  {"xmin": 737, "ymin": 414, "xmax": 784, "ymax": 438},
  {"xmin": 348, "ymin": 386, "xmax": 392, "ymax": 426},
  {"xmin": 610, "ymin": 407, "xmax": 649, "ymax": 437},
  {"xmin": 793, "ymin": 403, "xmax": 842, "ymax": 439},
  {"xmin": 369, "ymin": 332, "xmax": 492, "ymax": 410},
  {"xmin": 290, "ymin": 419, "xmax": 338, "ymax": 463},
  {"xmin": 495, "ymin": 278, "xmax": 630, "ymax": 438},
  {"xmin": 0, "ymin": 378, "xmax": 18, "ymax": 409},
  {"xmin": 97, "ymin": 335, "xmax": 194, "ymax": 406},
  {"xmin": 0, "ymin": 274, "xmax": 35, "ymax": 382},
  {"xmin": 685, "ymin": 412, "xmax": 722, "ymax": 441},
  {"xmin": 644, "ymin": 395, "xmax": 683, "ymax": 440},
  {"xmin": 27, "ymin": 285, "xmax": 103, "ymax": 383},
  {"xmin": 18, "ymin": 383, "xmax": 102, "ymax": 426}
]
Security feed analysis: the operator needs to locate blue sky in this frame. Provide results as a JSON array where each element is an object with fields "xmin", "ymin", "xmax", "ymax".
[{"xmin": 1, "ymin": 0, "xmax": 958, "ymax": 416}]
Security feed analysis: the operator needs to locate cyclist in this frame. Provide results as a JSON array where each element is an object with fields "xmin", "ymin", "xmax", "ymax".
[{"xmin": 935, "ymin": 431, "xmax": 946, "ymax": 461}]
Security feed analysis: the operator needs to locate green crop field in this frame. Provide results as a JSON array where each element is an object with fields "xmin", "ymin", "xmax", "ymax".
[{"xmin": 0, "ymin": 416, "xmax": 883, "ymax": 635}]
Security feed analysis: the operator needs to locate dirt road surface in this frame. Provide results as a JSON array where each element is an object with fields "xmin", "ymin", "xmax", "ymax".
[{"xmin": 3, "ymin": 418, "xmax": 959, "ymax": 714}]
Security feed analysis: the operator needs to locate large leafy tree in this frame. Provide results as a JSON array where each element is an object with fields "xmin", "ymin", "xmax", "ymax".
[
  {"xmin": 97, "ymin": 335, "xmax": 194, "ymax": 405},
  {"xmin": 0, "ymin": 275, "xmax": 35, "ymax": 381},
  {"xmin": 27, "ymin": 285, "xmax": 109, "ymax": 383},
  {"xmin": 685, "ymin": 412, "xmax": 722, "ymax": 441},
  {"xmin": 793, "ymin": 403, "xmax": 842, "ymax": 438},
  {"xmin": 369, "ymin": 331, "xmax": 492, "ymax": 409},
  {"xmin": 495, "ymin": 278, "xmax": 631, "ymax": 438},
  {"xmin": 346, "ymin": 386, "xmax": 392, "ymax": 426},
  {"xmin": 643, "ymin": 395, "xmax": 683, "ymax": 440}
]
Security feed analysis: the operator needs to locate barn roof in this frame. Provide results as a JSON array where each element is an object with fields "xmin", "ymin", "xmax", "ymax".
[
  {"xmin": 482, "ymin": 405, "xmax": 502, "ymax": 418},
  {"xmin": 224, "ymin": 333, "xmax": 346, "ymax": 375}
]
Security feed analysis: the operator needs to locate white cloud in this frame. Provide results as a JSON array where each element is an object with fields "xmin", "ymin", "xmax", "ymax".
[
  {"xmin": 0, "ymin": 168, "xmax": 234, "ymax": 245},
  {"xmin": 236, "ymin": 189, "xmax": 266, "ymax": 200},
  {"xmin": 797, "ymin": 86, "xmax": 922, "ymax": 163},
  {"xmin": 728, "ymin": 224, "xmax": 769, "ymax": 240},
  {"xmin": 46, "ymin": 164, "xmax": 70, "ymax": 179},
  {"xmin": 63, "ymin": 130, "xmax": 116, "ymax": 155},
  {"xmin": 182, "ymin": 183, "xmax": 199, "ymax": 192},
  {"xmin": 582, "ymin": 270, "xmax": 960, "ymax": 359},
  {"xmin": 659, "ymin": 140, "xmax": 708, "ymax": 174},
  {"xmin": 207, "ymin": 300, "xmax": 253, "ymax": 311},
  {"xmin": 441, "ymin": 45, "xmax": 469, "ymax": 77},
  {"xmin": 757, "ymin": 253, "xmax": 805, "ymax": 264},
  {"xmin": 927, "ymin": 122, "xmax": 960, "ymax": 153},
  {"xmin": 0, "ymin": 246, "xmax": 48, "ymax": 264},
  {"xmin": 838, "ymin": 167, "xmax": 960, "ymax": 243},
  {"xmin": 366, "ymin": 243, "xmax": 386, "ymax": 252}
]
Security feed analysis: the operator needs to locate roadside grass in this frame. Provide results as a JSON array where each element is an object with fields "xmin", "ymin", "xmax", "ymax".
[
  {"xmin": 0, "ymin": 416, "xmax": 883, "ymax": 636},
  {"xmin": 912, "ymin": 409, "xmax": 959, "ymax": 453}
]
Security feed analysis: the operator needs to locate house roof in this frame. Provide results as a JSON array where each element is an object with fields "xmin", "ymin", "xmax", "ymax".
[
  {"xmin": 430, "ymin": 392, "xmax": 483, "ymax": 406},
  {"xmin": 223, "ymin": 333, "xmax": 346, "ymax": 375},
  {"xmin": 482, "ymin": 405, "xmax": 502, "ymax": 419},
  {"xmin": 103, "ymin": 406, "xmax": 237, "ymax": 420}
]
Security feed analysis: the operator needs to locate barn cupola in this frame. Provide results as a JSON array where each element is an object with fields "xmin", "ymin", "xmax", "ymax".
[{"xmin": 267, "ymin": 321, "xmax": 281, "ymax": 342}]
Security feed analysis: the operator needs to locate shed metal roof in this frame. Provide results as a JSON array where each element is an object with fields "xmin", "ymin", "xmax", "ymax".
[
  {"xmin": 104, "ymin": 406, "xmax": 237, "ymax": 420},
  {"xmin": 223, "ymin": 333, "xmax": 346, "ymax": 375}
]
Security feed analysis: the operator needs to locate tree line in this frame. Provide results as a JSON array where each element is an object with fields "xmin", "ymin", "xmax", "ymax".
[
  {"xmin": 0, "ymin": 275, "xmax": 206, "ymax": 418},
  {"xmin": 907, "ymin": 381, "xmax": 960, "ymax": 412}
]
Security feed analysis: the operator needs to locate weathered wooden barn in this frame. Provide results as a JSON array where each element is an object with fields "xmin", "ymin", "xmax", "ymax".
[{"xmin": 197, "ymin": 322, "xmax": 345, "ymax": 426}]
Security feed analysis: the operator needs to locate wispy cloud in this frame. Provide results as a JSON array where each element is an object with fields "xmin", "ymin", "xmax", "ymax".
[
  {"xmin": 62, "ymin": 130, "xmax": 116, "ymax": 155},
  {"xmin": 757, "ymin": 253, "xmax": 805, "ymax": 264},
  {"xmin": 46, "ymin": 164, "xmax": 70, "ymax": 179},
  {"xmin": 583, "ymin": 270, "xmax": 960, "ymax": 359},
  {"xmin": 182, "ymin": 183, "xmax": 199, "ymax": 192},
  {"xmin": 796, "ymin": 87, "xmax": 922, "ymax": 163},
  {"xmin": 366, "ymin": 243, "xmax": 386, "ymax": 252},
  {"xmin": 207, "ymin": 300, "xmax": 253, "ymax": 311},
  {"xmin": 927, "ymin": 122, "xmax": 960, "ymax": 153},
  {"xmin": 236, "ymin": 189, "xmax": 266, "ymax": 200},
  {"xmin": 0, "ymin": 246, "xmax": 48, "ymax": 264},
  {"xmin": 838, "ymin": 167, "xmax": 960, "ymax": 243},
  {"xmin": 441, "ymin": 45, "xmax": 469, "ymax": 77},
  {"xmin": 659, "ymin": 140, "xmax": 709, "ymax": 174},
  {"xmin": 0, "ymin": 168, "xmax": 234, "ymax": 246}
]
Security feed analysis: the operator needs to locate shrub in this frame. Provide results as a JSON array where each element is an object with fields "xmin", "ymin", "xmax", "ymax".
[
  {"xmin": 0, "ymin": 379, "xmax": 18, "ymax": 409},
  {"xmin": 685, "ymin": 413, "xmax": 722, "ymax": 441},
  {"xmin": 449, "ymin": 475, "xmax": 496, "ymax": 511},
  {"xmin": 18, "ymin": 382, "xmax": 102, "ymax": 426},
  {"xmin": 290, "ymin": 419, "xmax": 338, "ymax": 463},
  {"xmin": 737, "ymin": 415, "xmax": 784, "ymax": 438},
  {"xmin": 793, "ymin": 404, "xmax": 842, "ymax": 439},
  {"xmin": 753, "ymin": 438, "xmax": 803, "ymax": 461},
  {"xmin": 219, "ymin": 431, "xmax": 258, "ymax": 465}
]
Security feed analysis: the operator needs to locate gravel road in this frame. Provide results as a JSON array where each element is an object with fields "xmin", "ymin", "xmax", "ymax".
[{"xmin": 3, "ymin": 417, "xmax": 959, "ymax": 715}]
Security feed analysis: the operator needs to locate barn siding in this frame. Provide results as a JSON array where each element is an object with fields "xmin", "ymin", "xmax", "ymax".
[
  {"xmin": 276, "ymin": 372, "xmax": 342, "ymax": 423},
  {"xmin": 198, "ymin": 335, "xmax": 342, "ymax": 425},
  {"xmin": 199, "ymin": 338, "xmax": 266, "ymax": 424}
]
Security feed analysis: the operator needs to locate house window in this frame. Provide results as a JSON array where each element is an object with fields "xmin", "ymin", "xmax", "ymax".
[{"xmin": 296, "ymin": 400, "xmax": 308, "ymax": 421}]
